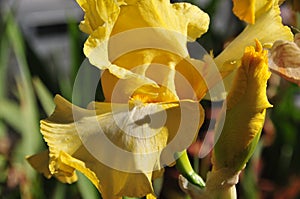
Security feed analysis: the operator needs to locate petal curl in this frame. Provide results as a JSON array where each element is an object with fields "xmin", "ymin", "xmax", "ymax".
[
  {"xmin": 77, "ymin": 0, "xmax": 121, "ymax": 34},
  {"xmin": 269, "ymin": 34, "xmax": 300, "ymax": 86},
  {"xmin": 111, "ymin": 0, "xmax": 209, "ymax": 40}
]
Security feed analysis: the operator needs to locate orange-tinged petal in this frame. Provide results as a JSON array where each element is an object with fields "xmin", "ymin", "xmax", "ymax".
[
  {"xmin": 232, "ymin": 0, "xmax": 256, "ymax": 24},
  {"xmin": 232, "ymin": 0, "xmax": 274, "ymax": 24},
  {"xmin": 101, "ymin": 49, "xmax": 181, "ymax": 102}
]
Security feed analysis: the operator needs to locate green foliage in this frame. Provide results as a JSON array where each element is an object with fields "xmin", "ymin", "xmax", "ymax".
[{"xmin": 0, "ymin": 8, "xmax": 99, "ymax": 199}]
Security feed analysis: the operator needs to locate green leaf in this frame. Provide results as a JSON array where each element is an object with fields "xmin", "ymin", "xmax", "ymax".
[
  {"xmin": 77, "ymin": 172, "xmax": 101, "ymax": 199},
  {"xmin": 33, "ymin": 78, "xmax": 55, "ymax": 116},
  {"xmin": 52, "ymin": 183, "xmax": 67, "ymax": 199},
  {"xmin": 0, "ymin": 13, "xmax": 10, "ymax": 138},
  {"xmin": 5, "ymin": 11, "xmax": 41, "ymax": 186},
  {"xmin": 67, "ymin": 18, "xmax": 84, "ymax": 83},
  {"xmin": 0, "ymin": 99, "xmax": 22, "ymax": 132}
]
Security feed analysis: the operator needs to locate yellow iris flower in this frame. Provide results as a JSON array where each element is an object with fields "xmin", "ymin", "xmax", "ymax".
[
  {"xmin": 26, "ymin": 0, "xmax": 295, "ymax": 198},
  {"xmin": 27, "ymin": 0, "xmax": 211, "ymax": 198}
]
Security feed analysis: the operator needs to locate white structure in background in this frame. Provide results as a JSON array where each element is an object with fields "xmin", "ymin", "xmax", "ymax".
[{"xmin": 1, "ymin": 0, "xmax": 83, "ymax": 74}]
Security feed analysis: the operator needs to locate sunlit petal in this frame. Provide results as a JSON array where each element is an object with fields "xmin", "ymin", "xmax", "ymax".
[
  {"xmin": 232, "ymin": 0, "xmax": 274, "ymax": 24},
  {"xmin": 31, "ymin": 95, "xmax": 204, "ymax": 198},
  {"xmin": 78, "ymin": 0, "xmax": 209, "ymax": 101},
  {"xmin": 212, "ymin": 3, "xmax": 293, "ymax": 100}
]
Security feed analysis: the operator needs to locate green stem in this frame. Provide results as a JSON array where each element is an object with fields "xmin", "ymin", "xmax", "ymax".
[{"xmin": 175, "ymin": 150, "xmax": 205, "ymax": 188}]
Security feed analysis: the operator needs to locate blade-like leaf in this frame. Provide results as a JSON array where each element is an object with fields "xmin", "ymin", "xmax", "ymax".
[
  {"xmin": 0, "ymin": 13, "xmax": 10, "ymax": 138},
  {"xmin": 77, "ymin": 172, "xmax": 101, "ymax": 199},
  {"xmin": 0, "ymin": 99, "xmax": 22, "ymax": 132},
  {"xmin": 33, "ymin": 78, "xmax": 55, "ymax": 116}
]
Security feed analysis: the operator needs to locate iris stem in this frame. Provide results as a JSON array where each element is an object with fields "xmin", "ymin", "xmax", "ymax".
[{"xmin": 175, "ymin": 150, "xmax": 206, "ymax": 188}]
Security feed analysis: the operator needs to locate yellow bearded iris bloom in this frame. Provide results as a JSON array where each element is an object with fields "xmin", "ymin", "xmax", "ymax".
[
  {"xmin": 207, "ymin": 40, "xmax": 272, "ymax": 198},
  {"xmin": 27, "ymin": 0, "xmax": 211, "ymax": 198}
]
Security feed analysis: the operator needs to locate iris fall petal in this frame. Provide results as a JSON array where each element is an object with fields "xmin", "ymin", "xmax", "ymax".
[{"xmin": 28, "ymin": 95, "xmax": 204, "ymax": 198}]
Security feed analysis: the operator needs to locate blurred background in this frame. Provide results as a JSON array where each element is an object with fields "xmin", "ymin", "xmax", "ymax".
[{"xmin": 0, "ymin": 0, "xmax": 299, "ymax": 198}]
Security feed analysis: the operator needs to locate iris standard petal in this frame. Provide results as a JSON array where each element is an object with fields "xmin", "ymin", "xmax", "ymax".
[
  {"xmin": 111, "ymin": 0, "xmax": 209, "ymax": 40},
  {"xmin": 216, "ymin": 3, "xmax": 292, "ymax": 74},
  {"xmin": 232, "ymin": 0, "xmax": 274, "ymax": 24},
  {"xmin": 78, "ymin": 0, "xmax": 210, "ymax": 102},
  {"xmin": 212, "ymin": 3, "xmax": 293, "ymax": 100}
]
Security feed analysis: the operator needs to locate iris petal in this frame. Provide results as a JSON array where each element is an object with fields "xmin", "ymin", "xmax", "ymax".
[
  {"xmin": 28, "ymin": 95, "xmax": 204, "ymax": 198},
  {"xmin": 78, "ymin": 0, "xmax": 209, "ymax": 101},
  {"xmin": 232, "ymin": 0, "xmax": 274, "ymax": 24},
  {"xmin": 212, "ymin": 3, "xmax": 293, "ymax": 100}
]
